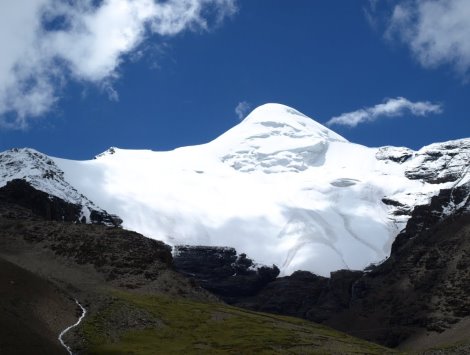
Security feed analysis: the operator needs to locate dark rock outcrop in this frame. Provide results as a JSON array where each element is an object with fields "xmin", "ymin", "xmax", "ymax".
[
  {"xmin": 0, "ymin": 179, "xmax": 82, "ymax": 222},
  {"xmin": 235, "ymin": 269, "xmax": 363, "ymax": 323},
  {"xmin": 173, "ymin": 245, "xmax": 279, "ymax": 300},
  {"xmin": 0, "ymin": 179, "xmax": 121, "ymax": 226},
  {"xmin": 0, "ymin": 148, "xmax": 122, "ymax": 227},
  {"xmin": 336, "ymin": 212, "xmax": 470, "ymax": 347},
  {"xmin": 392, "ymin": 181, "xmax": 470, "ymax": 254}
]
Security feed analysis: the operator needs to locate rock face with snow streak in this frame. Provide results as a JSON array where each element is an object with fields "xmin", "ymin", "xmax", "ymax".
[
  {"xmin": 0, "ymin": 148, "xmax": 120, "ymax": 226},
  {"xmin": 1, "ymin": 103, "xmax": 469, "ymax": 276},
  {"xmin": 405, "ymin": 139, "xmax": 470, "ymax": 184}
]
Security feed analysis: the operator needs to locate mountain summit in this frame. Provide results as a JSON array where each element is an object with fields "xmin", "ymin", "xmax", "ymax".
[
  {"xmin": 211, "ymin": 103, "xmax": 347, "ymax": 174},
  {"xmin": 1, "ymin": 104, "xmax": 469, "ymax": 276},
  {"xmin": 236, "ymin": 103, "xmax": 346, "ymax": 142}
]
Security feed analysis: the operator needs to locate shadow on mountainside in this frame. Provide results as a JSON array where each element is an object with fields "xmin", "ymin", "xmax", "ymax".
[{"xmin": 0, "ymin": 257, "xmax": 74, "ymax": 355}]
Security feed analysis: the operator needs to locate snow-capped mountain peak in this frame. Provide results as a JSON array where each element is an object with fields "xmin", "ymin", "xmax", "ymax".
[
  {"xmin": 1, "ymin": 103, "xmax": 469, "ymax": 277},
  {"xmin": 213, "ymin": 103, "xmax": 347, "ymax": 174},
  {"xmin": 239, "ymin": 103, "xmax": 346, "ymax": 142}
]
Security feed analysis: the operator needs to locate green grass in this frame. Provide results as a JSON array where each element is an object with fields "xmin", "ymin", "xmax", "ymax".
[{"xmin": 81, "ymin": 291, "xmax": 396, "ymax": 354}]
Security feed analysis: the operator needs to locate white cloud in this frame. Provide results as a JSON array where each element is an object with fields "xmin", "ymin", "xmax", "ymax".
[
  {"xmin": 387, "ymin": 0, "xmax": 470, "ymax": 76},
  {"xmin": 326, "ymin": 97, "xmax": 442, "ymax": 127},
  {"xmin": 0, "ymin": 0, "xmax": 237, "ymax": 128},
  {"xmin": 235, "ymin": 101, "xmax": 252, "ymax": 120}
]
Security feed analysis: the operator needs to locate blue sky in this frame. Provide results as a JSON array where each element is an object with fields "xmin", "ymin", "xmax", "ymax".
[{"xmin": 0, "ymin": 0, "xmax": 469, "ymax": 159}]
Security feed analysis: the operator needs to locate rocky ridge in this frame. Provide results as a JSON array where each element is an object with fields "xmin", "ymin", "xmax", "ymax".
[
  {"xmin": 0, "ymin": 148, "xmax": 120, "ymax": 226},
  {"xmin": 379, "ymin": 138, "xmax": 470, "ymax": 226},
  {"xmin": 0, "ymin": 179, "xmax": 122, "ymax": 226}
]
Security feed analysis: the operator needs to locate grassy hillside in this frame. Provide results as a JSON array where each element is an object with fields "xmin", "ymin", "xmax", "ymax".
[{"xmin": 80, "ymin": 291, "xmax": 396, "ymax": 354}]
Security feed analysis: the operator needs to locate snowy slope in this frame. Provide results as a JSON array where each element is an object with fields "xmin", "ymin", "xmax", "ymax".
[{"xmin": 2, "ymin": 104, "xmax": 469, "ymax": 276}]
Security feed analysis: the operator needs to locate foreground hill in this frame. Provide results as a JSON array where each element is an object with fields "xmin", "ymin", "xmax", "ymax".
[
  {"xmin": 2, "ymin": 103, "xmax": 469, "ymax": 276},
  {"xmin": 0, "ymin": 180, "xmax": 393, "ymax": 354},
  {"xmin": 0, "ymin": 257, "xmax": 75, "ymax": 354}
]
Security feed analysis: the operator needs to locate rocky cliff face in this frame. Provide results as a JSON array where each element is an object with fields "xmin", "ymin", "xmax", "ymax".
[
  {"xmin": 379, "ymin": 139, "xmax": 470, "ymax": 227},
  {"xmin": 348, "ymin": 181, "xmax": 470, "ymax": 335},
  {"xmin": 173, "ymin": 245, "xmax": 366, "ymax": 324},
  {"xmin": 341, "ymin": 213, "xmax": 470, "ymax": 347},
  {"xmin": 392, "ymin": 181, "xmax": 470, "ymax": 253},
  {"xmin": 234, "ymin": 269, "xmax": 363, "ymax": 323},
  {"xmin": 173, "ymin": 245, "xmax": 279, "ymax": 301},
  {"xmin": 0, "ymin": 179, "xmax": 122, "ymax": 226},
  {"xmin": 0, "ymin": 148, "xmax": 120, "ymax": 226}
]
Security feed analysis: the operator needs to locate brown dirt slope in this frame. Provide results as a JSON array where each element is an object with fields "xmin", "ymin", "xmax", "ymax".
[{"xmin": 0, "ymin": 256, "xmax": 75, "ymax": 355}]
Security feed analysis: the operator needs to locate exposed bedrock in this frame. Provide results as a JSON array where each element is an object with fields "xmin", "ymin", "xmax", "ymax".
[
  {"xmin": 173, "ymin": 245, "xmax": 279, "ymax": 300},
  {"xmin": 0, "ymin": 179, "xmax": 122, "ymax": 226}
]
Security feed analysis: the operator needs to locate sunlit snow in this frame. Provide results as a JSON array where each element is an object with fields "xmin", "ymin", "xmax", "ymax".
[{"xmin": 2, "ymin": 103, "xmax": 468, "ymax": 276}]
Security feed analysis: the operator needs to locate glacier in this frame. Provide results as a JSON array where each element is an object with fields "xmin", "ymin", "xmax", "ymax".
[{"xmin": 1, "ymin": 103, "xmax": 469, "ymax": 276}]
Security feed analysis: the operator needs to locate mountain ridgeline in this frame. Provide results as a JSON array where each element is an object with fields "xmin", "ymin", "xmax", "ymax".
[
  {"xmin": 1, "ymin": 104, "xmax": 469, "ymax": 277},
  {"xmin": 1, "ymin": 103, "xmax": 470, "ymax": 353}
]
